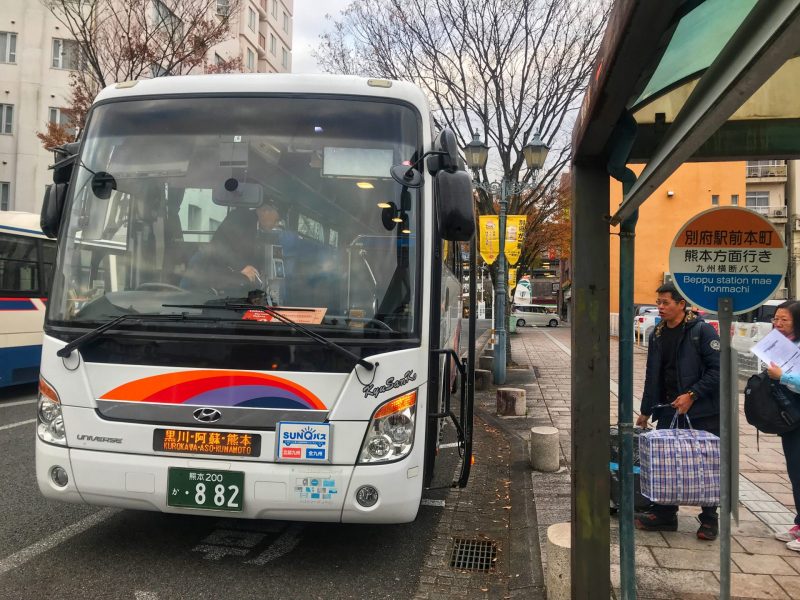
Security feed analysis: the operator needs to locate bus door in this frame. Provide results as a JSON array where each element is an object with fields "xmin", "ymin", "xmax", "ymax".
[{"xmin": 424, "ymin": 237, "xmax": 475, "ymax": 490}]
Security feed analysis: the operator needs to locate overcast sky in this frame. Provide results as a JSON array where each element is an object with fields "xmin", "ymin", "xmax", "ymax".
[{"xmin": 292, "ymin": 0, "xmax": 351, "ymax": 74}]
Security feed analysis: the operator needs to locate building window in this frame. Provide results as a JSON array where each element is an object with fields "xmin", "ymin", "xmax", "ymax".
[
  {"xmin": 283, "ymin": 11, "xmax": 289, "ymax": 32},
  {"xmin": 153, "ymin": 0, "xmax": 182, "ymax": 36},
  {"xmin": 0, "ymin": 104, "xmax": 12, "ymax": 134},
  {"xmin": 247, "ymin": 48, "xmax": 255, "ymax": 71},
  {"xmin": 281, "ymin": 47, "xmax": 288, "ymax": 69},
  {"xmin": 711, "ymin": 194, "xmax": 719, "ymax": 205},
  {"xmin": 270, "ymin": 33, "xmax": 276, "ymax": 54},
  {"xmin": 746, "ymin": 159, "xmax": 786, "ymax": 177},
  {"xmin": 216, "ymin": 0, "xmax": 230, "ymax": 16},
  {"xmin": 0, "ymin": 182, "xmax": 9, "ymax": 211},
  {"xmin": 52, "ymin": 38, "xmax": 83, "ymax": 70},
  {"xmin": 248, "ymin": 7, "xmax": 257, "ymax": 31},
  {"xmin": 272, "ymin": 0, "xmax": 278, "ymax": 18},
  {"xmin": 214, "ymin": 53, "xmax": 224, "ymax": 66},
  {"xmin": 731, "ymin": 194, "xmax": 739, "ymax": 205},
  {"xmin": 746, "ymin": 190, "xmax": 770, "ymax": 215},
  {"xmin": 0, "ymin": 32, "xmax": 16, "ymax": 64},
  {"xmin": 48, "ymin": 107, "xmax": 77, "ymax": 139}
]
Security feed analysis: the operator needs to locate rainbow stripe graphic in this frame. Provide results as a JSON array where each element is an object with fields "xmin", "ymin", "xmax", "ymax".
[{"xmin": 100, "ymin": 370, "xmax": 326, "ymax": 410}]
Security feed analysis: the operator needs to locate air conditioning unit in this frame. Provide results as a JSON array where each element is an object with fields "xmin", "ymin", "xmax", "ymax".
[
  {"xmin": 663, "ymin": 272, "xmax": 673, "ymax": 284},
  {"xmin": 775, "ymin": 287, "xmax": 789, "ymax": 300},
  {"xmin": 770, "ymin": 206, "xmax": 788, "ymax": 218}
]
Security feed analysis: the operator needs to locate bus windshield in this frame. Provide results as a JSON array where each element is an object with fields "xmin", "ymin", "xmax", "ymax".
[{"xmin": 48, "ymin": 96, "xmax": 421, "ymax": 339}]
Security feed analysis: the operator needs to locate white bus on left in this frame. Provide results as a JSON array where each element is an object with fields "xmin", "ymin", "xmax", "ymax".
[{"xmin": 0, "ymin": 212, "xmax": 55, "ymax": 387}]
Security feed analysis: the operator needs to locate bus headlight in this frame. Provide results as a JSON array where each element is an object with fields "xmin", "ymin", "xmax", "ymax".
[
  {"xmin": 358, "ymin": 390, "xmax": 416, "ymax": 464},
  {"xmin": 37, "ymin": 377, "xmax": 67, "ymax": 446}
]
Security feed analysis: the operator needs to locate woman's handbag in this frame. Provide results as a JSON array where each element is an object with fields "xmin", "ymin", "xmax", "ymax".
[
  {"xmin": 744, "ymin": 372, "xmax": 800, "ymax": 435},
  {"xmin": 639, "ymin": 414, "xmax": 720, "ymax": 506}
]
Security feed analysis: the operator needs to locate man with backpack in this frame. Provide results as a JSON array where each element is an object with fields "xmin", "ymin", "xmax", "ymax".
[{"xmin": 634, "ymin": 283, "xmax": 721, "ymax": 540}]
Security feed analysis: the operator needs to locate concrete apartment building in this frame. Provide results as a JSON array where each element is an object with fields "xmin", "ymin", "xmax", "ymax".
[{"xmin": 0, "ymin": 0, "xmax": 293, "ymax": 215}]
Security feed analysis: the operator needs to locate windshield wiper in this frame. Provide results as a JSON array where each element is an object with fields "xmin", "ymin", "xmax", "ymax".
[
  {"xmin": 56, "ymin": 313, "xmax": 210, "ymax": 358},
  {"xmin": 163, "ymin": 303, "xmax": 375, "ymax": 371}
]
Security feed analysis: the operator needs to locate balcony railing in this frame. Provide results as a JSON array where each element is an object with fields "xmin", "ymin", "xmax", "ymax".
[{"xmin": 746, "ymin": 163, "xmax": 787, "ymax": 178}]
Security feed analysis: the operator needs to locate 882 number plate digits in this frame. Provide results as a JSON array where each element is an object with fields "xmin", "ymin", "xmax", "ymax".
[{"xmin": 167, "ymin": 468, "xmax": 244, "ymax": 512}]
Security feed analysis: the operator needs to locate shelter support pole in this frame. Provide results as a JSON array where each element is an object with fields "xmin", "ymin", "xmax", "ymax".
[
  {"xmin": 608, "ymin": 112, "xmax": 639, "ymax": 600},
  {"xmin": 618, "ymin": 209, "xmax": 638, "ymax": 600},
  {"xmin": 718, "ymin": 297, "xmax": 733, "ymax": 600},
  {"xmin": 571, "ymin": 162, "xmax": 610, "ymax": 598}
]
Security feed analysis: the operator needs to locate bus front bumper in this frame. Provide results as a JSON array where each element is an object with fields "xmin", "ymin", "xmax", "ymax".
[{"xmin": 35, "ymin": 438, "xmax": 422, "ymax": 523}]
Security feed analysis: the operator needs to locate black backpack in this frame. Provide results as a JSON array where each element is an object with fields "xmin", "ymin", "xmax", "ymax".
[{"xmin": 744, "ymin": 372, "xmax": 800, "ymax": 434}]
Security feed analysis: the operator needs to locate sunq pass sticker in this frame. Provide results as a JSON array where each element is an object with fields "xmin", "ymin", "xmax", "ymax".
[{"xmin": 276, "ymin": 422, "xmax": 331, "ymax": 463}]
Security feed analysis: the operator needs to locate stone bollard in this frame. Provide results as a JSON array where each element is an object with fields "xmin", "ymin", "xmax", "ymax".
[
  {"xmin": 530, "ymin": 426, "xmax": 560, "ymax": 472},
  {"xmin": 496, "ymin": 387, "xmax": 526, "ymax": 416},
  {"xmin": 546, "ymin": 522, "xmax": 571, "ymax": 600},
  {"xmin": 478, "ymin": 354, "xmax": 494, "ymax": 371},
  {"xmin": 474, "ymin": 369, "xmax": 491, "ymax": 391}
]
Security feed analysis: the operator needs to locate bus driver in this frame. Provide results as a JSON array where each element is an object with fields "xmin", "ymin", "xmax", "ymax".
[{"xmin": 181, "ymin": 200, "xmax": 282, "ymax": 298}]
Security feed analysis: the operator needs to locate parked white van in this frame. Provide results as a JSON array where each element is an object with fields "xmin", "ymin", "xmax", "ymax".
[{"xmin": 512, "ymin": 304, "xmax": 560, "ymax": 327}]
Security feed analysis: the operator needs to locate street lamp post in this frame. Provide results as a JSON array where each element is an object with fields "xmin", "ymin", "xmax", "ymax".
[{"xmin": 465, "ymin": 132, "xmax": 549, "ymax": 385}]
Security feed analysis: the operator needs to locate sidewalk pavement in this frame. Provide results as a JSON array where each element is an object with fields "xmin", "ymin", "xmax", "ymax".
[
  {"xmin": 505, "ymin": 325, "xmax": 800, "ymax": 599},
  {"xmin": 414, "ymin": 324, "xmax": 799, "ymax": 599}
]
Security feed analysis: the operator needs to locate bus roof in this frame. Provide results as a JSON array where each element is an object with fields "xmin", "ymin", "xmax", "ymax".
[
  {"xmin": 94, "ymin": 74, "xmax": 431, "ymax": 110},
  {"xmin": 0, "ymin": 211, "xmax": 45, "ymax": 239}
]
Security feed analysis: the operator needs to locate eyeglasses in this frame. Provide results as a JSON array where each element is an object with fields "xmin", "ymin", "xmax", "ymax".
[{"xmin": 772, "ymin": 317, "xmax": 792, "ymax": 323}]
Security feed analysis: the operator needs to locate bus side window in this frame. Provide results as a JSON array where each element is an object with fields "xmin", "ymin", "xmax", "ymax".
[{"xmin": 0, "ymin": 233, "xmax": 39, "ymax": 294}]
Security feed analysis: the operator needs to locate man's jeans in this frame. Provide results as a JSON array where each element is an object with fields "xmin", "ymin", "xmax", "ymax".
[{"xmin": 651, "ymin": 414, "xmax": 720, "ymax": 523}]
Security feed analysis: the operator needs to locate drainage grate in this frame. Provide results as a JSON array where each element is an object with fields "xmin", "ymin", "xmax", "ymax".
[{"xmin": 449, "ymin": 537, "xmax": 497, "ymax": 572}]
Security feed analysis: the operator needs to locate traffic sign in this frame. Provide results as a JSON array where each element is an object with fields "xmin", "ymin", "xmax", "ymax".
[{"xmin": 668, "ymin": 207, "xmax": 787, "ymax": 314}]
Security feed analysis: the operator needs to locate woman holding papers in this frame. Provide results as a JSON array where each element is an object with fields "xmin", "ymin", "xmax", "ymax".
[{"xmin": 765, "ymin": 300, "xmax": 800, "ymax": 552}]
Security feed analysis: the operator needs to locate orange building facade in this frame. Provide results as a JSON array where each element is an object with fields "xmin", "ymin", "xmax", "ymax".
[{"xmin": 609, "ymin": 162, "xmax": 746, "ymax": 313}]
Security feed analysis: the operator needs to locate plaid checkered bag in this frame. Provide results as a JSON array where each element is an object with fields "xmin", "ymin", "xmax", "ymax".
[{"xmin": 639, "ymin": 415, "xmax": 720, "ymax": 506}]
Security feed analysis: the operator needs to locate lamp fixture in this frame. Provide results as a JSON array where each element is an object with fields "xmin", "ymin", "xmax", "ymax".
[
  {"xmin": 357, "ymin": 181, "xmax": 374, "ymax": 189},
  {"xmin": 667, "ymin": 190, "xmax": 675, "ymax": 197},
  {"xmin": 377, "ymin": 202, "xmax": 392, "ymax": 209}
]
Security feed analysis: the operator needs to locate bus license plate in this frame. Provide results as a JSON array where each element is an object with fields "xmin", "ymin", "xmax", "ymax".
[{"xmin": 167, "ymin": 468, "xmax": 244, "ymax": 512}]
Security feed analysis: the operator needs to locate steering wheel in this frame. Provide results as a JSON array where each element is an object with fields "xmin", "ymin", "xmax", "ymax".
[{"xmin": 135, "ymin": 282, "xmax": 187, "ymax": 292}]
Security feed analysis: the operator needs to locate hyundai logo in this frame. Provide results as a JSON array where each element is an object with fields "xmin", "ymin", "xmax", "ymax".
[{"xmin": 193, "ymin": 407, "xmax": 222, "ymax": 423}]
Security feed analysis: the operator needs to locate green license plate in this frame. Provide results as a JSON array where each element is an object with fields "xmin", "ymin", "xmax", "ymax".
[{"xmin": 167, "ymin": 468, "xmax": 244, "ymax": 512}]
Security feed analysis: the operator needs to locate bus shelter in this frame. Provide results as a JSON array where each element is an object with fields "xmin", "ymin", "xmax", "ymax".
[{"xmin": 570, "ymin": 0, "xmax": 800, "ymax": 596}]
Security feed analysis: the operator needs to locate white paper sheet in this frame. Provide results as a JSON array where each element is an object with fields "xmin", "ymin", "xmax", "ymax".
[{"xmin": 750, "ymin": 328, "xmax": 800, "ymax": 374}]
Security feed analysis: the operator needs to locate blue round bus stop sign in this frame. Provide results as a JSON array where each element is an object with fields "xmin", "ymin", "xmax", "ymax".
[{"xmin": 668, "ymin": 207, "xmax": 787, "ymax": 315}]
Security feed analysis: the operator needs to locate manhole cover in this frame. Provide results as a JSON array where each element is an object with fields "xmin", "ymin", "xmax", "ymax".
[{"xmin": 449, "ymin": 537, "xmax": 497, "ymax": 572}]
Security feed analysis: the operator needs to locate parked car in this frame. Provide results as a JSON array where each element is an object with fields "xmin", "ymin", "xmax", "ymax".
[{"xmin": 512, "ymin": 304, "xmax": 560, "ymax": 327}]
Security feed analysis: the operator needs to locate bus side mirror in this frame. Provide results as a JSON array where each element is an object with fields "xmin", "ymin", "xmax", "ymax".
[
  {"xmin": 435, "ymin": 169, "xmax": 475, "ymax": 241},
  {"xmin": 41, "ymin": 183, "xmax": 68, "ymax": 238}
]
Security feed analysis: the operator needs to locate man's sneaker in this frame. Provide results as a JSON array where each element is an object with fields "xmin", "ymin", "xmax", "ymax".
[
  {"xmin": 696, "ymin": 517, "xmax": 719, "ymax": 541},
  {"xmin": 787, "ymin": 539, "xmax": 800, "ymax": 553},
  {"xmin": 775, "ymin": 525, "xmax": 800, "ymax": 543},
  {"xmin": 634, "ymin": 511, "xmax": 678, "ymax": 531}
]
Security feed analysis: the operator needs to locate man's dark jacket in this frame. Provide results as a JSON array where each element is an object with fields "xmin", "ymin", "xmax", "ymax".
[{"xmin": 640, "ymin": 311, "xmax": 721, "ymax": 423}]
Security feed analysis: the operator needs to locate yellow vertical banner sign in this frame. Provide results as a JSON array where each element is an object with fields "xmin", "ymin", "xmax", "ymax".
[
  {"xmin": 508, "ymin": 267, "xmax": 517, "ymax": 288},
  {"xmin": 479, "ymin": 216, "xmax": 500, "ymax": 264},
  {"xmin": 504, "ymin": 215, "xmax": 527, "ymax": 265}
]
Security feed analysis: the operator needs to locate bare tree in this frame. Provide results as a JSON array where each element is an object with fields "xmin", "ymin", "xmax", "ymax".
[
  {"xmin": 314, "ymin": 0, "xmax": 608, "ymax": 227},
  {"xmin": 38, "ymin": 0, "xmax": 241, "ymax": 148}
]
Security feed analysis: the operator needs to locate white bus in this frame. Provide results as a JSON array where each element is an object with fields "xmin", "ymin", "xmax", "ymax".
[
  {"xmin": 36, "ymin": 74, "xmax": 476, "ymax": 523},
  {"xmin": 0, "ymin": 212, "xmax": 56, "ymax": 387}
]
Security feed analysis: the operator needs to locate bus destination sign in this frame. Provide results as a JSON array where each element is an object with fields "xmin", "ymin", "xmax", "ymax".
[
  {"xmin": 153, "ymin": 428, "xmax": 261, "ymax": 457},
  {"xmin": 668, "ymin": 207, "xmax": 787, "ymax": 315}
]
